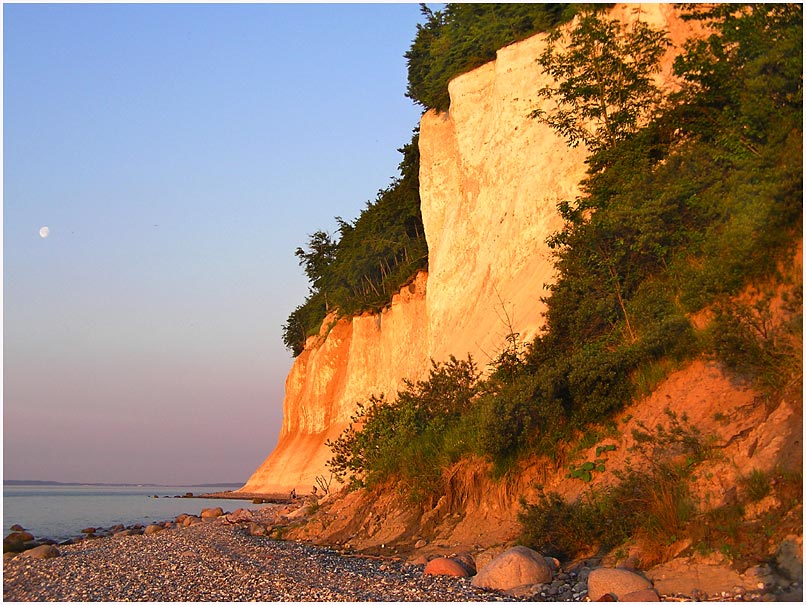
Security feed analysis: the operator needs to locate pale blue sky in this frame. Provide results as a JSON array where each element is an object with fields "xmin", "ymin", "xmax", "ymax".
[{"xmin": 3, "ymin": 2, "xmax": 429, "ymax": 484}]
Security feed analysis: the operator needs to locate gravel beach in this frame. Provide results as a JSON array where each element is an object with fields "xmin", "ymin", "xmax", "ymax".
[{"xmin": 3, "ymin": 509, "xmax": 519, "ymax": 602}]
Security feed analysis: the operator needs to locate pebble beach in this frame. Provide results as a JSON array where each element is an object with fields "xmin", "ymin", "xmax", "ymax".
[
  {"xmin": 3, "ymin": 506, "xmax": 518, "ymax": 602},
  {"xmin": 5, "ymin": 502, "xmax": 801, "ymax": 602}
]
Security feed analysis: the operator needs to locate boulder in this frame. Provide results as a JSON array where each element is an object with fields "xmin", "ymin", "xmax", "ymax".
[
  {"xmin": 143, "ymin": 524, "xmax": 164, "ymax": 535},
  {"xmin": 227, "ymin": 508, "xmax": 254, "ymax": 523},
  {"xmin": 621, "ymin": 588, "xmax": 661, "ymax": 601},
  {"xmin": 175, "ymin": 514, "xmax": 189, "ymax": 525},
  {"xmin": 544, "ymin": 556, "xmax": 561, "ymax": 573},
  {"xmin": 20, "ymin": 544, "xmax": 60, "ymax": 559},
  {"xmin": 471, "ymin": 546, "xmax": 552, "ymax": 591},
  {"xmin": 776, "ymin": 534, "xmax": 803, "ymax": 583},
  {"xmin": 113, "ymin": 529, "xmax": 136, "ymax": 538},
  {"xmin": 10, "ymin": 524, "xmax": 25, "ymax": 532},
  {"xmin": 587, "ymin": 568, "xmax": 653, "ymax": 601},
  {"xmin": 424, "ymin": 557, "xmax": 471, "ymax": 577},
  {"xmin": 3, "ymin": 532, "xmax": 35, "ymax": 553},
  {"xmin": 200, "ymin": 506, "xmax": 224, "ymax": 519},
  {"xmin": 80, "ymin": 527, "xmax": 96, "ymax": 534},
  {"xmin": 182, "ymin": 515, "xmax": 202, "ymax": 527},
  {"xmin": 248, "ymin": 522, "xmax": 267, "ymax": 537},
  {"xmin": 453, "ymin": 552, "xmax": 477, "ymax": 576}
]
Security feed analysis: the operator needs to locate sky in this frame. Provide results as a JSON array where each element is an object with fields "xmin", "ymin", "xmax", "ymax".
[{"xmin": 3, "ymin": 2, "xmax": 429, "ymax": 485}]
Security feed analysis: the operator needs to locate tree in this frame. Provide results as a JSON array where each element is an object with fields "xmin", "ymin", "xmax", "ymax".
[
  {"xmin": 531, "ymin": 8, "xmax": 670, "ymax": 156},
  {"xmin": 295, "ymin": 230, "xmax": 337, "ymax": 299}
]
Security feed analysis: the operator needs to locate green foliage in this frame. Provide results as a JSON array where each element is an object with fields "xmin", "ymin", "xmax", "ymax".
[
  {"xmin": 519, "ymin": 485, "xmax": 634, "ymax": 559},
  {"xmin": 710, "ymin": 286, "xmax": 802, "ymax": 394},
  {"xmin": 406, "ymin": 3, "xmax": 577, "ymax": 111},
  {"xmin": 741, "ymin": 468, "xmax": 772, "ymax": 503},
  {"xmin": 521, "ymin": 454, "xmax": 697, "ymax": 560},
  {"xmin": 326, "ymin": 356, "xmax": 481, "ymax": 498},
  {"xmin": 532, "ymin": 7, "xmax": 670, "ymax": 153},
  {"xmin": 476, "ymin": 369, "xmax": 567, "ymax": 474},
  {"xmin": 283, "ymin": 131, "xmax": 428, "ymax": 355},
  {"xmin": 322, "ymin": 4, "xmax": 802, "ymax": 506}
]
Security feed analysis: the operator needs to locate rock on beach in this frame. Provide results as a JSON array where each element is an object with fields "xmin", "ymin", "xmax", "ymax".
[
  {"xmin": 424, "ymin": 557, "xmax": 471, "ymax": 577},
  {"xmin": 19, "ymin": 544, "xmax": 60, "ymax": 560},
  {"xmin": 586, "ymin": 567, "xmax": 654, "ymax": 601},
  {"xmin": 471, "ymin": 545, "xmax": 553, "ymax": 592}
]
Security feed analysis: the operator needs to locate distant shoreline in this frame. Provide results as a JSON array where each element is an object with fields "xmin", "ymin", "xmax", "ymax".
[{"xmin": 4, "ymin": 480, "xmax": 244, "ymax": 488}]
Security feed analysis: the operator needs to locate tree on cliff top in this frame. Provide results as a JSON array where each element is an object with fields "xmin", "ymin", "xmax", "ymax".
[
  {"xmin": 530, "ymin": 8, "xmax": 670, "ymax": 156},
  {"xmin": 406, "ymin": 3, "xmax": 577, "ymax": 112}
]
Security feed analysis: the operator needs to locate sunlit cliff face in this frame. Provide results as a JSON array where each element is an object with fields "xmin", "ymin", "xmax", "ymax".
[{"xmin": 240, "ymin": 4, "xmax": 703, "ymax": 495}]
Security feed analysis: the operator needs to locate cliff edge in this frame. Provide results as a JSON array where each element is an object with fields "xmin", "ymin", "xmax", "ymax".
[{"xmin": 239, "ymin": 4, "xmax": 703, "ymax": 496}]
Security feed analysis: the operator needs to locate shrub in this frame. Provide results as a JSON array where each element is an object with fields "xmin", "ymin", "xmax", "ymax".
[
  {"xmin": 710, "ymin": 287, "xmax": 802, "ymax": 395},
  {"xmin": 326, "ymin": 356, "xmax": 481, "ymax": 499}
]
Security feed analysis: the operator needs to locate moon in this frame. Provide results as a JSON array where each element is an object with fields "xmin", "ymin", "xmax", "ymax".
[{"xmin": 39, "ymin": 226, "xmax": 50, "ymax": 238}]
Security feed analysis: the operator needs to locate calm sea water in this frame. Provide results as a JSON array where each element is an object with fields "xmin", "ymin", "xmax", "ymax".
[{"xmin": 3, "ymin": 484, "xmax": 263, "ymax": 541}]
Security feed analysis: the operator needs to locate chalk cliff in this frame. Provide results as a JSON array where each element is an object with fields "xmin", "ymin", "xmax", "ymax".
[{"xmin": 240, "ymin": 4, "xmax": 702, "ymax": 495}]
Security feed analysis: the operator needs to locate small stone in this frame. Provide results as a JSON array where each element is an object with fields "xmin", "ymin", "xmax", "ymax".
[{"xmin": 415, "ymin": 539, "xmax": 427, "ymax": 549}]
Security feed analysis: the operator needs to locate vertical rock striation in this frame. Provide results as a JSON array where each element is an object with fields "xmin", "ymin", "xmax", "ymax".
[{"xmin": 240, "ymin": 4, "xmax": 702, "ymax": 495}]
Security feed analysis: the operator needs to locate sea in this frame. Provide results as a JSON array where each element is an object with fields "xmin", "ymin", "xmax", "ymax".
[{"xmin": 3, "ymin": 483, "xmax": 259, "ymax": 542}]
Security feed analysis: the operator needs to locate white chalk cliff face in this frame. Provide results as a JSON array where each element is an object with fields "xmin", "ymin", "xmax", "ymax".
[{"xmin": 240, "ymin": 4, "xmax": 702, "ymax": 495}]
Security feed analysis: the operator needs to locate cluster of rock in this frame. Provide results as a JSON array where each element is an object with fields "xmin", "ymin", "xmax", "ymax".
[
  {"xmin": 421, "ymin": 545, "xmax": 659, "ymax": 601},
  {"xmin": 418, "ymin": 544, "xmax": 803, "ymax": 602},
  {"xmin": 3, "ymin": 506, "xmax": 253, "ymax": 565},
  {"xmin": 3, "ymin": 527, "xmax": 60, "ymax": 562}
]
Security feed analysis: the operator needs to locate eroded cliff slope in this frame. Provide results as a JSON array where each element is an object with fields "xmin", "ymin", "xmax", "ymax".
[{"xmin": 240, "ymin": 4, "xmax": 703, "ymax": 495}]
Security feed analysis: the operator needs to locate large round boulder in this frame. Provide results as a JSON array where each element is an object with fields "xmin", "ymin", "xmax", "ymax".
[
  {"xmin": 587, "ymin": 567, "xmax": 654, "ymax": 601},
  {"xmin": 143, "ymin": 524, "xmax": 164, "ymax": 535},
  {"xmin": 424, "ymin": 557, "xmax": 471, "ymax": 577},
  {"xmin": 471, "ymin": 546, "xmax": 552, "ymax": 591}
]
